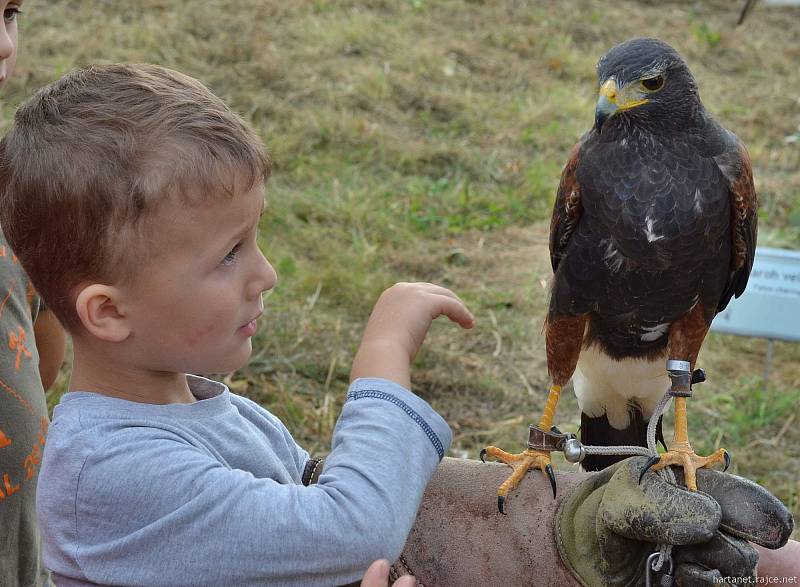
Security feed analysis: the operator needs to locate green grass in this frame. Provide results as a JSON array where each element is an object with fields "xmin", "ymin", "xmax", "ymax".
[{"xmin": 7, "ymin": 0, "xmax": 800, "ymax": 534}]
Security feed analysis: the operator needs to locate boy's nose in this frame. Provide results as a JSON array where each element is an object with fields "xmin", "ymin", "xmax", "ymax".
[
  {"xmin": 0, "ymin": 25, "xmax": 14, "ymax": 61},
  {"xmin": 248, "ymin": 251, "xmax": 277, "ymax": 300}
]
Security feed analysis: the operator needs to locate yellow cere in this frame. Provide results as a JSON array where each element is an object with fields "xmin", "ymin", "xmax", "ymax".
[{"xmin": 599, "ymin": 78, "xmax": 649, "ymax": 111}]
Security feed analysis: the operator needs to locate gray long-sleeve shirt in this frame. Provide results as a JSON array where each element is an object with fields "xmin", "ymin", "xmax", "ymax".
[{"xmin": 36, "ymin": 375, "xmax": 451, "ymax": 587}]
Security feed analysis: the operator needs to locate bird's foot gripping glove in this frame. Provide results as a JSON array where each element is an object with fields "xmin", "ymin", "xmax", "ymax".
[{"xmin": 555, "ymin": 456, "xmax": 794, "ymax": 586}]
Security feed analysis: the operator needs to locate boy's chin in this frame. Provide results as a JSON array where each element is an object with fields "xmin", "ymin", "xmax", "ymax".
[{"xmin": 196, "ymin": 346, "xmax": 253, "ymax": 376}]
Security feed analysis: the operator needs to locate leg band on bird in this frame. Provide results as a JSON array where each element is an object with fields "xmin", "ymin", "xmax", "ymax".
[
  {"xmin": 527, "ymin": 425, "xmax": 573, "ymax": 452},
  {"xmin": 527, "ymin": 425, "xmax": 584, "ymax": 463},
  {"xmin": 666, "ymin": 359, "xmax": 692, "ymax": 397}
]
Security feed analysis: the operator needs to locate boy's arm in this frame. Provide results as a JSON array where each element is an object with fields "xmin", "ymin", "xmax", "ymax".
[
  {"xmin": 34, "ymin": 308, "xmax": 66, "ymax": 391},
  {"xmin": 56, "ymin": 384, "xmax": 451, "ymax": 587}
]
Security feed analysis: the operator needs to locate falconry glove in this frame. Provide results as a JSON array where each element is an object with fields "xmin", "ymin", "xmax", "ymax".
[{"xmin": 555, "ymin": 456, "xmax": 794, "ymax": 586}]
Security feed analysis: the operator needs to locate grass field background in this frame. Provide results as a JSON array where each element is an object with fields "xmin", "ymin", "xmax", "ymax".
[{"xmin": 2, "ymin": 0, "xmax": 798, "ymax": 533}]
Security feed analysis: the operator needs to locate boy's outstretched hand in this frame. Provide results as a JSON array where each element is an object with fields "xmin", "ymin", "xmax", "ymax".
[
  {"xmin": 350, "ymin": 282, "xmax": 475, "ymax": 389},
  {"xmin": 361, "ymin": 559, "xmax": 415, "ymax": 587}
]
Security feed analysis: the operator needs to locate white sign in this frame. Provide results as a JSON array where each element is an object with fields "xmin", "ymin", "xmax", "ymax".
[{"xmin": 712, "ymin": 247, "xmax": 800, "ymax": 342}]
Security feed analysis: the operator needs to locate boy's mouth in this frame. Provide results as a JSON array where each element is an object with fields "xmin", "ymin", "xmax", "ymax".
[
  {"xmin": 238, "ymin": 319, "xmax": 258, "ymax": 337},
  {"xmin": 237, "ymin": 311, "xmax": 262, "ymax": 336}
]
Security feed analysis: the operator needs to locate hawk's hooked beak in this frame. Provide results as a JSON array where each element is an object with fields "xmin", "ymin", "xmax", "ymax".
[
  {"xmin": 595, "ymin": 79, "xmax": 619, "ymax": 133},
  {"xmin": 595, "ymin": 79, "xmax": 648, "ymax": 133}
]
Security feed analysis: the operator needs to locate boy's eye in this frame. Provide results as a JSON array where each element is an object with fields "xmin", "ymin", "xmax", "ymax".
[
  {"xmin": 4, "ymin": 7, "xmax": 22, "ymax": 23},
  {"xmin": 222, "ymin": 243, "xmax": 241, "ymax": 266}
]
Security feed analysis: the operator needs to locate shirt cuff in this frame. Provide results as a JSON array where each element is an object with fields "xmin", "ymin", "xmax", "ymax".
[{"xmin": 347, "ymin": 377, "xmax": 452, "ymax": 460}]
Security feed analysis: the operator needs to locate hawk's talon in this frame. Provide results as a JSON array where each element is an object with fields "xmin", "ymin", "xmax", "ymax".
[
  {"xmin": 479, "ymin": 448, "xmax": 487, "ymax": 463},
  {"xmin": 650, "ymin": 446, "xmax": 729, "ymax": 491},
  {"xmin": 639, "ymin": 455, "xmax": 662, "ymax": 485},
  {"xmin": 723, "ymin": 450, "xmax": 731, "ymax": 472},
  {"xmin": 482, "ymin": 446, "xmax": 555, "ymax": 512},
  {"xmin": 545, "ymin": 463, "xmax": 557, "ymax": 498}
]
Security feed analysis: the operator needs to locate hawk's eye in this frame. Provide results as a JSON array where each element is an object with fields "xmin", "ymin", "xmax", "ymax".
[{"xmin": 640, "ymin": 76, "xmax": 664, "ymax": 92}]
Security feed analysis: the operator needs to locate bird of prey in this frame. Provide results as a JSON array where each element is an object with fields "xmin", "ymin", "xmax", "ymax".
[{"xmin": 482, "ymin": 37, "xmax": 757, "ymax": 511}]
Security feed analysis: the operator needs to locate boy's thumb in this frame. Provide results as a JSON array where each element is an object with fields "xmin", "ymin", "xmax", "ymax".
[{"xmin": 360, "ymin": 559, "xmax": 390, "ymax": 587}]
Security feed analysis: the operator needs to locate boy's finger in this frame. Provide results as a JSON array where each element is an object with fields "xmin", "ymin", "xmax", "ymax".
[
  {"xmin": 433, "ymin": 296, "xmax": 476, "ymax": 329},
  {"xmin": 361, "ymin": 559, "xmax": 390, "ymax": 587},
  {"xmin": 417, "ymin": 283, "xmax": 465, "ymax": 304}
]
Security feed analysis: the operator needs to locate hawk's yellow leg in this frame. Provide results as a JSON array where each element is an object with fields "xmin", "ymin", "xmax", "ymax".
[
  {"xmin": 644, "ymin": 396, "xmax": 729, "ymax": 491},
  {"xmin": 481, "ymin": 385, "xmax": 562, "ymax": 513}
]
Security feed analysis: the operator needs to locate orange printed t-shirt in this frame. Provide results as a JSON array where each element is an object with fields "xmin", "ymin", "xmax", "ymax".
[{"xmin": 0, "ymin": 228, "xmax": 50, "ymax": 587}]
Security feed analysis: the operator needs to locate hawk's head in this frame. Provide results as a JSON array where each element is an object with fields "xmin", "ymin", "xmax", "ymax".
[{"xmin": 594, "ymin": 38, "xmax": 701, "ymax": 134}]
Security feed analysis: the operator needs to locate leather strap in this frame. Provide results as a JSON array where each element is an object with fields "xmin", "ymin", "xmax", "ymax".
[
  {"xmin": 302, "ymin": 457, "xmax": 325, "ymax": 486},
  {"xmin": 527, "ymin": 425, "xmax": 574, "ymax": 452}
]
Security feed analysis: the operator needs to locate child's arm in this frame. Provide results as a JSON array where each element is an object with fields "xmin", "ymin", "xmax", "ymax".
[
  {"xmin": 51, "ymin": 388, "xmax": 453, "ymax": 587},
  {"xmin": 34, "ymin": 308, "xmax": 66, "ymax": 390},
  {"xmin": 350, "ymin": 282, "xmax": 474, "ymax": 389}
]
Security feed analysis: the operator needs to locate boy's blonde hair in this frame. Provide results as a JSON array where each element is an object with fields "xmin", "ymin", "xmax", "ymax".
[{"xmin": 0, "ymin": 63, "xmax": 271, "ymax": 331}]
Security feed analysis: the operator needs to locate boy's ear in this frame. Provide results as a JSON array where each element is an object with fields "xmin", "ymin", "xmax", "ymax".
[{"xmin": 75, "ymin": 284, "xmax": 131, "ymax": 343}]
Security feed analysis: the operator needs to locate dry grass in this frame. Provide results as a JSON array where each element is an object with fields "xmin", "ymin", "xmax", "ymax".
[{"xmin": 5, "ymin": 0, "xmax": 799, "ymax": 533}]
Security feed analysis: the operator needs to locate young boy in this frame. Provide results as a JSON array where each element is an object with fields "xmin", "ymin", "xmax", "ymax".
[
  {"xmin": 1, "ymin": 2, "xmax": 67, "ymax": 585},
  {"xmin": 0, "ymin": 63, "xmax": 474, "ymax": 586}
]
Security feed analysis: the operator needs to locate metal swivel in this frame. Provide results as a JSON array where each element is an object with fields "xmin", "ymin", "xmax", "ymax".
[{"xmin": 562, "ymin": 437, "xmax": 586, "ymax": 464}]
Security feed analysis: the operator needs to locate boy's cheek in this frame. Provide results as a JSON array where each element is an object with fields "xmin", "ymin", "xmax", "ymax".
[
  {"xmin": 180, "ymin": 321, "xmax": 220, "ymax": 350},
  {"xmin": 178, "ymin": 307, "xmax": 235, "ymax": 350}
]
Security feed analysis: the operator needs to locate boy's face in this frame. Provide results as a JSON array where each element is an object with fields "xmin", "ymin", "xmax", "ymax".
[
  {"xmin": 0, "ymin": 1, "xmax": 21, "ymax": 88},
  {"xmin": 122, "ymin": 177, "xmax": 277, "ymax": 376}
]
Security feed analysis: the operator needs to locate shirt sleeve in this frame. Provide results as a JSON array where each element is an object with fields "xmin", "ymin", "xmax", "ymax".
[
  {"xmin": 71, "ymin": 378, "xmax": 451, "ymax": 587},
  {"xmin": 233, "ymin": 393, "xmax": 312, "ymax": 479}
]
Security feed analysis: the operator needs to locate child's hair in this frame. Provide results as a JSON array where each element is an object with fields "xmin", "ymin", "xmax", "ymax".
[{"xmin": 0, "ymin": 63, "xmax": 271, "ymax": 332}]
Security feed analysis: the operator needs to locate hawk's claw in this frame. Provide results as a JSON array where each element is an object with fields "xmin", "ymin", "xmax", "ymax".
[
  {"xmin": 639, "ymin": 455, "xmax": 662, "ymax": 485},
  {"xmin": 482, "ymin": 446, "xmax": 554, "ymax": 513},
  {"xmin": 545, "ymin": 463, "xmax": 557, "ymax": 498},
  {"xmin": 723, "ymin": 450, "xmax": 731, "ymax": 472},
  {"xmin": 642, "ymin": 446, "xmax": 728, "ymax": 491},
  {"xmin": 479, "ymin": 449, "xmax": 487, "ymax": 463}
]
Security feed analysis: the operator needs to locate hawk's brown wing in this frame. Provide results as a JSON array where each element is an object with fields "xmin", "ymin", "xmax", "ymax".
[
  {"xmin": 549, "ymin": 141, "xmax": 583, "ymax": 273},
  {"xmin": 715, "ymin": 140, "xmax": 758, "ymax": 313}
]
